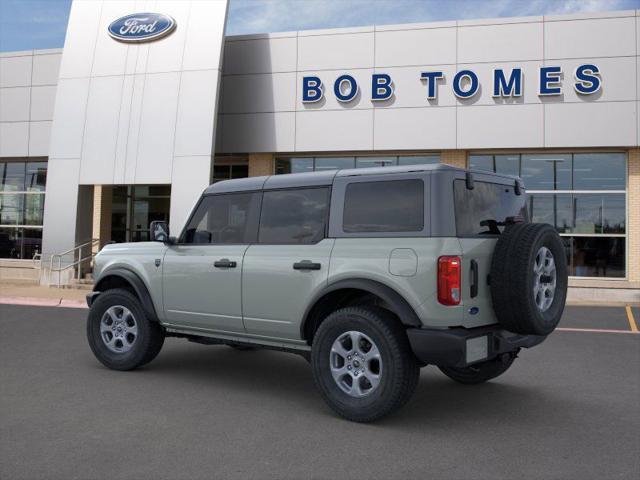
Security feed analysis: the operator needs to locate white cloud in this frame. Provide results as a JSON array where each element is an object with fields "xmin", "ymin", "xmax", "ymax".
[{"xmin": 226, "ymin": 0, "xmax": 638, "ymax": 35}]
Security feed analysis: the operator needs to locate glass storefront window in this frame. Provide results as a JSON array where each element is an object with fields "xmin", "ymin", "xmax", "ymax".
[
  {"xmin": 494, "ymin": 155, "xmax": 520, "ymax": 176},
  {"xmin": 521, "ymin": 154, "xmax": 572, "ymax": 190},
  {"xmin": 0, "ymin": 194, "xmax": 24, "ymax": 225},
  {"xmin": 398, "ymin": 155, "xmax": 440, "ymax": 165},
  {"xmin": 1, "ymin": 162, "xmax": 26, "ymax": 192},
  {"xmin": 276, "ymin": 154, "xmax": 441, "ymax": 174},
  {"xmin": 564, "ymin": 236, "xmax": 625, "ymax": 278},
  {"xmin": 528, "ymin": 194, "xmax": 573, "ymax": 233},
  {"xmin": 572, "ymin": 153, "xmax": 626, "ymax": 190},
  {"xmin": 469, "ymin": 152, "xmax": 627, "ymax": 278},
  {"xmin": 355, "ymin": 157, "xmax": 396, "ymax": 168},
  {"xmin": 25, "ymin": 162, "xmax": 47, "ymax": 192},
  {"xmin": 316, "ymin": 157, "xmax": 355, "ymax": 171}
]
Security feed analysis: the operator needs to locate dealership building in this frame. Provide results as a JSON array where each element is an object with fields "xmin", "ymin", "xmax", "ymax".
[{"xmin": 0, "ymin": 0, "xmax": 638, "ymax": 300}]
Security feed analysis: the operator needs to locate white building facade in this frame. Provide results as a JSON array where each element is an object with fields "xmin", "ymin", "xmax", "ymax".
[{"xmin": 0, "ymin": 1, "xmax": 638, "ymax": 299}]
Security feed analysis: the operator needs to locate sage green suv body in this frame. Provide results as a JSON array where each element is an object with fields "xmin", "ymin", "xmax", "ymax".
[{"xmin": 87, "ymin": 164, "xmax": 566, "ymax": 422}]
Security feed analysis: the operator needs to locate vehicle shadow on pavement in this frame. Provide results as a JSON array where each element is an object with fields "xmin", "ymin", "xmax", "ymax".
[{"xmin": 129, "ymin": 340, "xmax": 562, "ymax": 427}]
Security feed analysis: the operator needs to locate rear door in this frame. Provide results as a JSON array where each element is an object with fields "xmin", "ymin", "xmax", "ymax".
[
  {"xmin": 453, "ymin": 178, "xmax": 528, "ymax": 327},
  {"xmin": 242, "ymin": 187, "xmax": 333, "ymax": 341},
  {"xmin": 162, "ymin": 192, "xmax": 261, "ymax": 333}
]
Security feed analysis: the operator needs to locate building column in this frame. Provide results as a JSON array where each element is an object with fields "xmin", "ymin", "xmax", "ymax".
[
  {"xmin": 441, "ymin": 150, "xmax": 467, "ymax": 169},
  {"xmin": 628, "ymin": 148, "xmax": 639, "ymax": 283},
  {"xmin": 248, "ymin": 153, "xmax": 274, "ymax": 177},
  {"xmin": 92, "ymin": 185, "xmax": 112, "ymax": 252}
]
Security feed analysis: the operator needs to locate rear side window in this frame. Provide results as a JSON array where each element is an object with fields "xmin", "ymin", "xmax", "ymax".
[
  {"xmin": 343, "ymin": 179, "xmax": 424, "ymax": 233},
  {"xmin": 454, "ymin": 180, "xmax": 528, "ymax": 236},
  {"xmin": 182, "ymin": 192, "xmax": 261, "ymax": 244},
  {"xmin": 259, "ymin": 188, "xmax": 329, "ymax": 244}
]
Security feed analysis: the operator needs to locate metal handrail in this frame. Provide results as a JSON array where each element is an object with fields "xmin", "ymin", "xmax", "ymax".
[{"xmin": 49, "ymin": 238, "xmax": 100, "ymax": 288}]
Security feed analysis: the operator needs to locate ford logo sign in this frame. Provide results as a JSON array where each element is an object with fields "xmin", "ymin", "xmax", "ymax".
[{"xmin": 108, "ymin": 13, "xmax": 176, "ymax": 43}]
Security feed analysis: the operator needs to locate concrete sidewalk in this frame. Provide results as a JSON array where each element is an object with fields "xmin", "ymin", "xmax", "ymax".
[{"xmin": 0, "ymin": 282, "xmax": 87, "ymax": 308}]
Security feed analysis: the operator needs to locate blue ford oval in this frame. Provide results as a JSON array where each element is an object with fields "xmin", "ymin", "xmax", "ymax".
[{"xmin": 108, "ymin": 13, "xmax": 176, "ymax": 43}]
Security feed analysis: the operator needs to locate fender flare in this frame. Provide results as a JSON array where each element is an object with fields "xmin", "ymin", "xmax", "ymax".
[
  {"xmin": 92, "ymin": 268, "xmax": 159, "ymax": 322},
  {"xmin": 301, "ymin": 278, "xmax": 422, "ymax": 338}
]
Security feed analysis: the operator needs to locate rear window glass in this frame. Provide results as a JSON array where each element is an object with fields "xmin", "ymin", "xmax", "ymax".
[
  {"xmin": 454, "ymin": 180, "xmax": 528, "ymax": 236},
  {"xmin": 259, "ymin": 188, "xmax": 329, "ymax": 244},
  {"xmin": 343, "ymin": 179, "xmax": 424, "ymax": 233}
]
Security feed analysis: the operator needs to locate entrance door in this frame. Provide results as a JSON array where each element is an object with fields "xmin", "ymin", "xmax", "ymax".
[
  {"xmin": 242, "ymin": 187, "xmax": 333, "ymax": 341},
  {"xmin": 162, "ymin": 191, "xmax": 261, "ymax": 333},
  {"xmin": 111, "ymin": 185, "xmax": 171, "ymax": 243}
]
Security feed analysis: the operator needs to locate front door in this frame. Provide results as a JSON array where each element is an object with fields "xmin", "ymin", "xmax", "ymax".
[
  {"xmin": 242, "ymin": 187, "xmax": 332, "ymax": 341},
  {"xmin": 162, "ymin": 191, "xmax": 261, "ymax": 333}
]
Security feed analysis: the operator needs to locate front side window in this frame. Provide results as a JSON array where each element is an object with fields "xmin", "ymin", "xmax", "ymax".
[
  {"xmin": 182, "ymin": 193, "xmax": 260, "ymax": 244},
  {"xmin": 259, "ymin": 188, "xmax": 329, "ymax": 244},
  {"xmin": 454, "ymin": 180, "xmax": 528, "ymax": 236},
  {"xmin": 343, "ymin": 179, "xmax": 424, "ymax": 233}
]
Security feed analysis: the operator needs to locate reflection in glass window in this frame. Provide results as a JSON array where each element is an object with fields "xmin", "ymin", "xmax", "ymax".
[
  {"xmin": 275, "ymin": 158, "xmax": 314, "ymax": 174},
  {"xmin": 183, "ymin": 193, "xmax": 261, "ymax": 244},
  {"xmin": 355, "ymin": 157, "xmax": 396, "ymax": 168},
  {"xmin": 469, "ymin": 155, "xmax": 493, "ymax": 172},
  {"xmin": 25, "ymin": 162, "xmax": 47, "ymax": 192},
  {"xmin": 521, "ymin": 154, "xmax": 572, "ymax": 190},
  {"xmin": 574, "ymin": 194, "xmax": 625, "ymax": 235},
  {"xmin": 398, "ymin": 155, "xmax": 440, "ymax": 166},
  {"xmin": 573, "ymin": 153, "xmax": 626, "ymax": 190},
  {"xmin": 528, "ymin": 194, "xmax": 572, "ymax": 233},
  {"xmin": 315, "ymin": 157, "xmax": 355, "ymax": 171},
  {"xmin": 259, "ymin": 188, "xmax": 329, "ymax": 244},
  {"xmin": 454, "ymin": 181, "xmax": 528, "ymax": 236},
  {"xmin": 1, "ymin": 163, "xmax": 26, "ymax": 192},
  {"xmin": 343, "ymin": 180, "xmax": 424, "ymax": 233},
  {"xmin": 494, "ymin": 155, "xmax": 520, "ymax": 176},
  {"xmin": 0, "ymin": 194, "xmax": 24, "ymax": 225}
]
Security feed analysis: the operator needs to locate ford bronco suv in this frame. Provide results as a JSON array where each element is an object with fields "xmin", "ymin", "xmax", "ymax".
[{"xmin": 86, "ymin": 164, "xmax": 567, "ymax": 422}]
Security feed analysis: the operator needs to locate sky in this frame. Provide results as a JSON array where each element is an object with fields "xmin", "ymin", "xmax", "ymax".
[{"xmin": 0, "ymin": 0, "xmax": 639, "ymax": 52}]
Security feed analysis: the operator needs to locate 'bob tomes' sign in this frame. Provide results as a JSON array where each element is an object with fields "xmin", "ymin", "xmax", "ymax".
[
  {"xmin": 302, "ymin": 65, "xmax": 601, "ymax": 103},
  {"xmin": 108, "ymin": 13, "xmax": 176, "ymax": 43}
]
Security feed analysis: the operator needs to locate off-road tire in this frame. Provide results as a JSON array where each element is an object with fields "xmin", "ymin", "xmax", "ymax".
[
  {"xmin": 490, "ymin": 223, "xmax": 568, "ymax": 335},
  {"xmin": 87, "ymin": 288, "xmax": 164, "ymax": 371},
  {"xmin": 311, "ymin": 306, "xmax": 420, "ymax": 423},
  {"xmin": 439, "ymin": 354, "xmax": 516, "ymax": 385}
]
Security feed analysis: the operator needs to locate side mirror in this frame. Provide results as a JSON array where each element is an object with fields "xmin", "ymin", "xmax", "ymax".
[{"xmin": 150, "ymin": 221, "xmax": 170, "ymax": 243}]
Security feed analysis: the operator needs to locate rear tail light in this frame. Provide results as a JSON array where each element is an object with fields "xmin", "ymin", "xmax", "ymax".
[{"xmin": 438, "ymin": 256, "xmax": 461, "ymax": 306}]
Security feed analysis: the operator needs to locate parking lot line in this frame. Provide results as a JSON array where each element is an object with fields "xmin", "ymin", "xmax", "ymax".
[
  {"xmin": 556, "ymin": 327, "xmax": 639, "ymax": 335},
  {"xmin": 625, "ymin": 305, "xmax": 638, "ymax": 332}
]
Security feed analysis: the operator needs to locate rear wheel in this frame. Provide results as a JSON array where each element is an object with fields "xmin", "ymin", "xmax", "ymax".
[
  {"xmin": 438, "ymin": 354, "xmax": 516, "ymax": 385},
  {"xmin": 311, "ymin": 306, "xmax": 419, "ymax": 423},
  {"xmin": 87, "ymin": 289, "xmax": 164, "ymax": 371}
]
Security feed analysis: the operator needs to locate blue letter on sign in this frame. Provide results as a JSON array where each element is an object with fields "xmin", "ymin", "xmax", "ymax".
[
  {"xmin": 574, "ymin": 64, "xmax": 601, "ymax": 95},
  {"xmin": 493, "ymin": 68, "xmax": 523, "ymax": 97},
  {"xmin": 420, "ymin": 71, "xmax": 444, "ymax": 99},
  {"xmin": 302, "ymin": 76, "xmax": 323, "ymax": 103},
  {"xmin": 334, "ymin": 74, "xmax": 358, "ymax": 102},
  {"xmin": 453, "ymin": 70, "xmax": 479, "ymax": 98},
  {"xmin": 371, "ymin": 73, "xmax": 393, "ymax": 101},
  {"xmin": 539, "ymin": 66, "xmax": 562, "ymax": 96}
]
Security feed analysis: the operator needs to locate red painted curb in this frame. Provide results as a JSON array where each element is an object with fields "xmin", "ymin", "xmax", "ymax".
[{"xmin": 0, "ymin": 296, "xmax": 88, "ymax": 309}]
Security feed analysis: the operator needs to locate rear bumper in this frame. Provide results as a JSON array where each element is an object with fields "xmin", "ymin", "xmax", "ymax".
[{"xmin": 406, "ymin": 324, "xmax": 547, "ymax": 368}]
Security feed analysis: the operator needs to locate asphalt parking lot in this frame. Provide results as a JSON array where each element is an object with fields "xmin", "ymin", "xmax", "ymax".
[{"xmin": 1, "ymin": 304, "xmax": 638, "ymax": 480}]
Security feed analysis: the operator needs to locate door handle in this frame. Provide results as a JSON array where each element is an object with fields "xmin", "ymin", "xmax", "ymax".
[
  {"xmin": 293, "ymin": 260, "xmax": 321, "ymax": 271},
  {"xmin": 214, "ymin": 258, "xmax": 237, "ymax": 268},
  {"xmin": 470, "ymin": 259, "xmax": 478, "ymax": 298}
]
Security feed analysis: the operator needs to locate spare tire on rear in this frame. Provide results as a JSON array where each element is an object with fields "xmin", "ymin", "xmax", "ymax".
[{"xmin": 490, "ymin": 223, "xmax": 568, "ymax": 335}]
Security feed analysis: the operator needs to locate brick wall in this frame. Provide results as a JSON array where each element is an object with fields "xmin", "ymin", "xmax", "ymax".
[
  {"xmin": 441, "ymin": 150, "xmax": 467, "ymax": 168},
  {"xmin": 248, "ymin": 153, "xmax": 274, "ymax": 177},
  {"xmin": 92, "ymin": 186, "xmax": 112, "ymax": 252},
  {"xmin": 628, "ymin": 148, "xmax": 639, "ymax": 283}
]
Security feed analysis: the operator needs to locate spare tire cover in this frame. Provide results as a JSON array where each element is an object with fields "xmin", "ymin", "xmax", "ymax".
[{"xmin": 490, "ymin": 223, "xmax": 568, "ymax": 335}]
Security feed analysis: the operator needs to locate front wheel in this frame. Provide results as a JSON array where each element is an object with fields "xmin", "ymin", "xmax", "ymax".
[
  {"xmin": 438, "ymin": 354, "xmax": 516, "ymax": 385},
  {"xmin": 87, "ymin": 288, "xmax": 164, "ymax": 371},
  {"xmin": 311, "ymin": 306, "xmax": 419, "ymax": 423}
]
